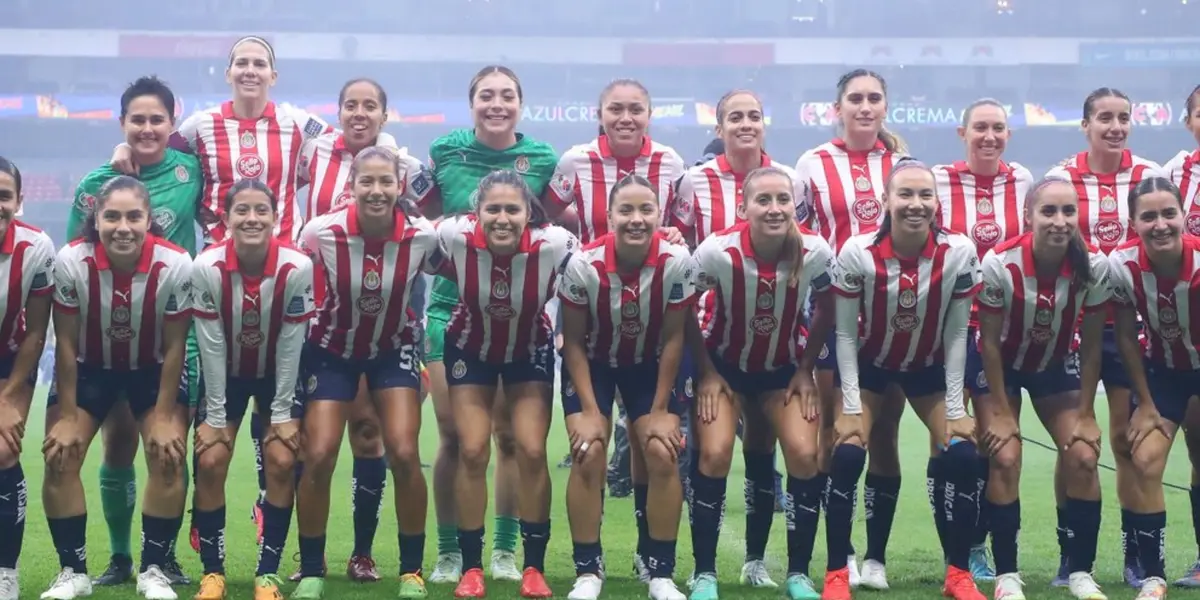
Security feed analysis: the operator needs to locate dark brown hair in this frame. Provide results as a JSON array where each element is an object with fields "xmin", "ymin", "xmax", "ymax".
[
  {"xmin": 349, "ymin": 147, "xmax": 420, "ymax": 221},
  {"xmin": 1082, "ymin": 87, "xmax": 1131, "ymax": 121},
  {"xmin": 596, "ymin": 79, "xmax": 651, "ymax": 136},
  {"xmin": 81, "ymin": 175, "xmax": 166, "ymax": 243},
  {"xmin": 835, "ymin": 69, "xmax": 907, "ymax": 154},
  {"xmin": 1025, "ymin": 177, "xmax": 1092, "ymax": 288},
  {"xmin": 469, "ymin": 65, "xmax": 523, "ymax": 104},
  {"xmin": 873, "ymin": 158, "xmax": 939, "ymax": 243}
]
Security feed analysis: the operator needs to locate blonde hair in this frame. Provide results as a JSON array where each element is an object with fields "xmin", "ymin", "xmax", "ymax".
[{"xmin": 742, "ymin": 167, "xmax": 805, "ymax": 288}]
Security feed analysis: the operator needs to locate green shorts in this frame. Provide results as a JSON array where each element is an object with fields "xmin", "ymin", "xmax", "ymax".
[
  {"xmin": 185, "ymin": 326, "xmax": 201, "ymax": 407},
  {"xmin": 424, "ymin": 298, "xmax": 456, "ymax": 363}
]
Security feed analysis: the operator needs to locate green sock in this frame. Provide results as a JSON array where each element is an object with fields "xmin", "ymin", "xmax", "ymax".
[
  {"xmin": 98, "ymin": 464, "xmax": 136, "ymax": 558},
  {"xmin": 493, "ymin": 515, "xmax": 520, "ymax": 553},
  {"xmin": 437, "ymin": 524, "xmax": 460, "ymax": 555}
]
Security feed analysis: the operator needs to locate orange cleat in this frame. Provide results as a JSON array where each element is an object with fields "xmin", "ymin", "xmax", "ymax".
[
  {"xmin": 943, "ymin": 565, "xmax": 986, "ymax": 600},
  {"xmin": 454, "ymin": 568, "xmax": 486, "ymax": 598},
  {"xmin": 519, "ymin": 567, "xmax": 552, "ymax": 599},
  {"xmin": 822, "ymin": 567, "xmax": 852, "ymax": 600}
]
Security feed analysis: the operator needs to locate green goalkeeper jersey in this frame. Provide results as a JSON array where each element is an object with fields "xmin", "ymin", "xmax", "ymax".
[
  {"xmin": 427, "ymin": 129, "xmax": 556, "ymax": 308},
  {"xmin": 70, "ymin": 149, "xmax": 204, "ymax": 256}
]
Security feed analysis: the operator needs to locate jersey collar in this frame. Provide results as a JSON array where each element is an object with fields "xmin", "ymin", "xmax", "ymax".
[
  {"xmin": 877, "ymin": 230, "xmax": 937, "ymax": 261},
  {"xmin": 831, "ymin": 137, "xmax": 886, "ymax": 154},
  {"xmin": 602, "ymin": 232, "xmax": 660, "ymax": 273},
  {"xmin": 222, "ymin": 237, "xmax": 281, "ymax": 276},
  {"xmin": 220, "ymin": 101, "xmax": 277, "ymax": 121},
  {"xmin": 1018, "ymin": 232, "xmax": 1073, "ymax": 278},
  {"xmin": 598, "ymin": 135, "xmax": 652, "ymax": 159},
  {"xmin": 95, "ymin": 234, "xmax": 157, "ymax": 273},
  {"xmin": 1137, "ymin": 234, "xmax": 1198, "ymax": 274},
  {"xmin": 951, "ymin": 160, "xmax": 1011, "ymax": 175},
  {"xmin": 716, "ymin": 152, "xmax": 772, "ymax": 175},
  {"xmin": 1074, "ymin": 149, "xmax": 1132, "ymax": 176},
  {"xmin": 470, "ymin": 218, "xmax": 533, "ymax": 253},
  {"xmin": 346, "ymin": 202, "xmax": 409, "ymax": 243}
]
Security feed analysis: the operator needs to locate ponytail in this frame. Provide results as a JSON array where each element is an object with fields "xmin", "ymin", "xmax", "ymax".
[
  {"xmin": 877, "ymin": 126, "xmax": 908, "ymax": 154},
  {"xmin": 784, "ymin": 222, "xmax": 805, "ymax": 288},
  {"xmin": 1065, "ymin": 234, "xmax": 1092, "ymax": 290}
]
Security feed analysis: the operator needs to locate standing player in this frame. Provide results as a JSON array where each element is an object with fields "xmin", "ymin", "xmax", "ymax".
[
  {"xmin": 41, "ymin": 176, "xmax": 193, "ymax": 600},
  {"xmin": 688, "ymin": 167, "xmax": 836, "ymax": 600},
  {"xmin": 0, "ymin": 157, "xmax": 56, "ymax": 600},
  {"xmin": 1045, "ymin": 87, "xmax": 1165, "ymax": 588},
  {"xmin": 71, "ymin": 76, "xmax": 204, "ymax": 587},
  {"xmin": 672, "ymin": 89, "xmax": 805, "ymax": 591},
  {"xmin": 422, "ymin": 65, "xmax": 558, "ymax": 585},
  {"xmin": 285, "ymin": 77, "xmax": 428, "ymax": 583},
  {"xmin": 933, "ymin": 97, "xmax": 1034, "ymax": 583},
  {"xmin": 823, "ymin": 160, "xmax": 984, "ymax": 600},
  {"xmin": 292, "ymin": 148, "xmax": 439, "ymax": 600},
  {"xmin": 189, "ymin": 179, "xmax": 313, "ymax": 600},
  {"xmin": 557, "ymin": 175, "xmax": 693, "ymax": 600},
  {"xmin": 1108, "ymin": 177, "xmax": 1200, "ymax": 600},
  {"xmin": 794, "ymin": 70, "xmax": 905, "ymax": 589},
  {"xmin": 435, "ymin": 170, "xmax": 577, "ymax": 599},
  {"xmin": 971, "ymin": 178, "xmax": 1109, "ymax": 600}
]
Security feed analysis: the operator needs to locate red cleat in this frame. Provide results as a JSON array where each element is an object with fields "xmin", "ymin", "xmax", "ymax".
[
  {"xmin": 943, "ymin": 566, "xmax": 986, "ymax": 600},
  {"xmin": 346, "ymin": 555, "xmax": 382, "ymax": 582},
  {"xmin": 822, "ymin": 567, "xmax": 852, "ymax": 600},
  {"xmin": 253, "ymin": 504, "xmax": 264, "ymax": 545},
  {"xmin": 454, "ymin": 568, "xmax": 486, "ymax": 598},
  {"xmin": 190, "ymin": 526, "xmax": 201, "ymax": 553},
  {"xmin": 290, "ymin": 556, "xmax": 326, "ymax": 582},
  {"xmin": 519, "ymin": 567, "xmax": 552, "ymax": 598}
]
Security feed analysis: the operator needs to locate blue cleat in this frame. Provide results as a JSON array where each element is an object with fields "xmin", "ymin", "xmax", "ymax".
[
  {"xmin": 1051, "ymin": 556, "xmax": 1070, "ymax": 588},
  {"xmin": 969, "ymin": 544, "xmax": 995, "ymax": 583}
]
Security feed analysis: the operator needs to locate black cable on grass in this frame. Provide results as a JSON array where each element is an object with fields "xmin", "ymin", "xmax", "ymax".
[{"xmin": 1022, "ymin": 435, "xmax": 1191, "ymax": 492}]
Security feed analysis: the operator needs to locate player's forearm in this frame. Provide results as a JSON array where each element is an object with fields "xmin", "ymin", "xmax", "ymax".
[
  {"xmin": 1, "ymin": 297, "xmax": 49, "ymax": 398},
  {"xmin": 652, "ymin": 316, "xmax": 685, "ymax": 412},
  {"xmin": 155, "ymin": 319, "xmax": 188, "ymax": 412}
]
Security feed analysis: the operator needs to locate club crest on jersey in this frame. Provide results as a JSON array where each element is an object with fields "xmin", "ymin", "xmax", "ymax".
[
  {"xmin": 554, "ymin": 173, "xmax": 572, "ymax": 197},
  {"xmin": 363, "ymin": 270, "xmax": 382, "ymax": 291},
  {"xmin": 452, "ymin": 359, "xmax": 467, "ymax": 379},
  {"xmin": 891, "ymin": 313, "xmax": 920, "ymax": 332},
  {"xmin": 152, "ymin": 208, "xmax": 176, "ymax": 231},
  {"xmin": 76, "ymin": 192, "xmax": 96, "ymax": 211},
  {"xmin": 492, "ymin": 280, "xmax": 510, "ymax": 300},
  {"xmin": 200, "ymin": 291, "xmax": 216, "ymax": 312},
  {"xmin": 357, "ymin": 295, "xmax": 384, "ymax": 316},
  {"xmin": 982, "ymin": 284, "xmax": 1004, "ymax": 305},
  {"xmin": 485, "ymin": 303, "xmax": 516, "ymax": 320},
  {"xmin": 240, "ymin": 131, "xmax": 257, "ymax": 149},
  {"xmin": 972, "ymin": 221, "xmax": 1000, "ymax": 245},
  {"xmin": 1034, "ymin": 308, "xmax": 1053, "ymax": 327},
  {"xmin": 514, "ymin": 155, "xmax": 530, "ymax": 174},
  {"xmin": 111, "ymin": 306, "xmax": 130, "ymax": 324},
  {"xmin": 174, "ymin": 165, "xmax": 190, "ymax": 183},
  {"xmin": 1160, "ymin": 307, "xmax": 1178, "ymax": 324},
  {"xmin": 854, "ymin": 176, "xmax": 872, "ymax": 193},
  {"xmin": 236, "ymin": 154, "xmax": 264, "ymax": 179},
  {"xmin": 756, "ymin": 292, "xmax": 774, "ymax": 311},
  {"xmin": 898, "ymin": 289, "xmax": 918, "ymax": 310},
  {"xmin": 106, "ymin": 325, "xmax": 135, "ymax": 342},
  {"xmin": 1099, "ymin": 194, "xmax": 1118, "ymax": 214},
  {"xmin": 303, "ymin": 118, "xmax": 325, "ymax": 138},
  {"xmin": 975, "ymin": 198, "xmax": 994, "ymax": 216},
  {"xmin": 852, "ymin": 196, "xmax": 882, "ymax": 223},
  {"xmin": 1093, "ymin": 220, "xmax": 1122, "ymax": 244},
  {"xmin": 243, "ymin": 309, "xmax": 261, "ymax": 328},
  {"xmin": 237, "ymin": 330, "xmax": 264, "ymax": 348},
  {"xmin": 621, "ymin": 301, "xmax": 640, "ymax": 319},
  {"xmin": 750, "ymin": 314, "xmax": 778, "ymax": 336}
]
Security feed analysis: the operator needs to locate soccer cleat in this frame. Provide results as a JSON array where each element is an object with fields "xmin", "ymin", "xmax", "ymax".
[
  {"xmin": 785, "ymin": 573, "xmax": 821, "ymax": 600},
  {"xmin": 190, "ymin": 526, "xmax": 201, "ymax": 554},
  {"xmin": 289, "ymin": 577, "xmax": 325, "ymax": 600},
  {"xmin": 290, "ymin": 556, "xmax": 326, "ymax": 583},
  {"xmin": 689, "ymin": 572, "xmax": 719, "ymax": 600},
  {"xmin": 396, "ymin": 573, "xmax": 428, "ymax": 599},
  {"xmin": 821, "ymin": 568, "xmax": 852, "ymax": 600},
  {"xmin": 1174, "ymin": 560, "xmax": 1200, "ymax": 587},
  {"xmin": 346, "ymin": 556, "xmax": 381, "ymax": 582},
  {"xmin": 40, "ymin": 567, "xmax": 93, "ymax": 600},
  {"xmin": 847, "ymin": 555, "xmax": 861, "ymax": 589},
  {"xmin": 193, "ymin": 573, "xmax": 227, "ymax": 600},
  {"xmin": 633, "ymin": 553, "xmax": 651, "ymax": 583},
  {"xmin": 92, "ymin": 554, "xmax": 134, "ymax": 585},
  {"xmin": 1135, "ymin": 577, "xmax": 1167, "ymax": 600},
  {"xmin": 453, "ymin": 568, "xmax": 485, "ymax": 598},
  {"xmin": 857, "ymin": 559, "xmax": 888, "ymax": 591},
  {"xmin": 162, "ymin": 557, "xmax": 191, "ymax": 586},
  {"xmin": 685, "ymin": 570, "xmax": 696, "ymax": 590},
  {"xmin": 254, "ymin": 574, "xmax": 285, "ymax": 600},
  {"xmin": 489, "ymin": 550, "xmax": 522, "ymax": 582},
  {"xmin": 1051, "ymin": 557, "xmax": 1070, "ymax": 588},
  {"xmin": 137, "ymin": 566, "xmax": 179, "ymax": 600},
  {"xmin": 942, "ymin": 565, "xmax": 986, "ymax": 600},
  {"xmin": 993, "ymin": 573, "xmax": 1026, "ymax": 600},
  {"xmin": 520, "ymin": 567, "xmax": 552, "ymax": 598},
  {"xmin": 429, "ymin": 552, "xmax": 463, "ymax": 584},
  {"xmin": 0, "ymin": 568, "xmax": 17, "ymax": 600},
  {"xmin": 567, "ymin": 573, "xmax": 603, "ymax": 600},
  {"xmin": 649, "ymin": 577, "xmax": 687, "ymax": 600},
  {"xmin": 969, "ymin": 545, "xmax": 996, "ymax": 583},
  {"xmin": 739, "ymin": 560, "xmax": 777, "ymax": 588},
  {"xmin": 1126, "ymin": 562, "xmax": 1148, "ymax": 589},
  {"xmin": 1068, "ymin": 571, "xmax": 1108, "ymax": 600}
]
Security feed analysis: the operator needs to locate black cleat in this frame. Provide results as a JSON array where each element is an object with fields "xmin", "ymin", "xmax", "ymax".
[
  {"xmin": 557, "ymin": 453, "xmax": 573, "ymax": 469},
  {"xmin": 162, "ymin": 555, "xmax": 191, "ymax": 586},
  {"xmin": 92, "ymin": 554, "xmax": 134, "ymax": 586}
]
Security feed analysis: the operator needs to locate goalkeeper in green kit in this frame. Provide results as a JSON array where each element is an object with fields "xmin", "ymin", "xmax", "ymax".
[
  {"xmin": 62, "ymin": 77, "xmax": 208, "ymax": 587},
  {"xmin": 423, "ymin": 66, "xmax": 572, "ymax": 591}
]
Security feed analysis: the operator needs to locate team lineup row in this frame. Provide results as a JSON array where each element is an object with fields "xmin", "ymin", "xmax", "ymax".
[{"xmin": 0, "ymin": 32, "xmax": 1197, "ymax": 600}]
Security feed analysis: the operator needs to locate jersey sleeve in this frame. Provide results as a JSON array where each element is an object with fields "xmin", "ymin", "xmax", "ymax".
[
  {"xmin": 659, "ymin": 150, "xmax": 687, "ymax": 218},
  {"xmin": 162, "ymin": 255, "xmax": 194, "ymax": 320},
  {"xmin": 951, "ymin": 244, "xmax": 982, "ymax": 300},
  {"xmin": 547, "ymin": 150, "xmax": 580, "ymax": 210},
  {"xmin": 282, "ymin": 258, "xmax": 317, "ymax": 323},
  {"xmin": 832, "ymin": 241, "xmax": 867, "ymax": 297},
  {"xmin": 296, "ymin": 138, "xmax": 316, "ymax": 185},
  {"xmin": 28, "ymin": 233, "xmax": 56, "ymax": 296},
  {"xmin": 296, "ymin": 220, "xmax": 328, "ymax": 308},
  {"xmin": 557, "ymin": 253, "xmax": 590, "ymax": 307},
  {"xmin": 1165, "ymin": 151, "xmax": 1190, "ymax": 187},
  {"xmin": 665, "ymin": 248, "xmax": 698, "ymax": 308},
  {"xmin": 190, "ymin": 260, "xmax": 229, "ymax": 428},
  {"xmin": 294, "ymin": 106, "xmax": 334, "ymax": 140},
  {"xmin": 175, "ymin": 112, "xmax": 204, "ymax": 152},
  {"xmin": 690, "ymin": 238, "xmax": 722, "ymax": 293},
  {"xmin": 552, "ymin": 227, "xmax": 579, "ymax": 274},
  {"xmin": 432, "ymin": 217, "xmax": 470, "ymax": 280},
  {"xmin": 670, "ymin": 172, "xmax": 698, "ymax": 232},
  {"xmin": 190, "ymin": 260, "xmax": 221, "ymax": 320},
  {"xmin": 1082, "ymin": 251, "xmax": 1113, "ymax": 312},
  {"xmin": 411, "ymin": 220, "xmax": 442, "ymax": 274},
  {"xmin": 976, "ymin": 251, "xmax": 1006, "ymax": 312},
  {"xmin": 69, "ymin": 176, "xmax": 102, "ymax": 240},
  {"xmin": 52, "ymin": 246, "xmax": 81, "ymax": 312},
  {"xmin": 399, "ymin": 153, "xmax": 437, "ymax": 208},
  {"xmin": 1106, "ymin": 253, "xmax": 1136, "ymax": 308},
  {"xmin": 804, "ymin": 236, "xmax": 834, "ymax": 293},
  {"xmin": 789, "ymin": 166, "xmax": 813, "ymax": 226}
]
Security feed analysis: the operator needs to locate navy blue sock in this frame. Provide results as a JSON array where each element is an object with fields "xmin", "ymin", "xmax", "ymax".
[
  {"xmin": 928, "ymin": 455, "xmax": 948, "ymax": 558},
  {"xmin": 973, "ymin": 455, "xmax": 990, "ymax": 546},
  {"xmin": 634, "ymin": 484, "xmax": 649, "ymax": 557},
  {"xmin": 825, "ymin": 445, "xmax": 866, "ymax": 571},
  {"xmin": 786, "ymin": 474, "xmax": 822, "ymax": 576},
  {"xmin": 1131, "ymin": 511, "xmax": 1166, "ymax": 579},
  {"xmin": 573, "ymin": 541, "xmax": 603, "ymax": 576},
  {"xmin": 0, "ymin": 465, "xmax": 26, "ymax": 569},
  {"xmin": 989, "ymin": 499, "xmax": 1020, "ymax": 575},
  {"xmin": 1191, "ymin": 485, "xmax": 1200, "ymax": 561},
  {"xmin": 689, "ymin": 470, "xmax": 726, "ymax": 575},
  {"xmin": 940, "ymin": 441, "xmax": 981, "ymax": 571},
  {"xmin": 459, "ymin": 527, "xmax": 485, "ymax": 571},
  {"xmin": 398, "ymin": 533, "xmax": 425, "ymax": 575},
  {"xmin": 140, "ymin": 514, "xmax": 182, "ymax": 572},
  {"xmin": 1067, "ymin": 498, "xmax": 1102, "ymax": 574},
  {"xmin": 48, "ymin": 514, "xmax": 87, "ymax": 573},
  {"xmin": 256, "ymin": 502, "xmax": 292, "ymax": 576},
  {"xmin": 194, "ymin": 506, "xmax": 226, "ymax": 574},
  {"xmin": 351, "ymin": 456, "xmax": 386, "ymax": 557},
  {"xmin": 249, "ymin": 413, "xmax": 266, "ymax": 504},
  {"xmin": 1056, "ymin": 506, "xmax": 1070, "ymax": 565},
  {"xmin": 863, "ymin": 473, "xmax": 900, "ymax": 565},
  {"xmin": 520, "ymin": 520, "xmax": 551, "ymax": 572},
  {"xmin": 646, "ymin": 536, "xmax": 677, "ymax": 579},
  {"xmin": 298, "ymin": 534, "xmax": 326, "ymax": 577},
  {"xmin": 743, "ymin": 451, "xmax": 776, "ymax": 561},
  {"xmin": 1121, "ymin": 507, "xmax": 1139, "ymax": 567}
]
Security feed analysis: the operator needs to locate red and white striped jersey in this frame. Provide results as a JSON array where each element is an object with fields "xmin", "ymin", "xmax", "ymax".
[
  {"xmin": 298, "ymin": 132, "xmax": 431, "ymax": 221},
  {"xmin": 557, "ymin": 233, "xmax": 695, "ymax": 366},
  {"xmin": 833, "ymin": 230, "xmax": 981, "ymax": 371},
  {"xmin": 933, "ymin": 161, "xmax": 1033, "ymax": 256},
  {"xmin": 1045, "ymin": 150, "xmax": 1165, "ymax": 255},
  {"xmin": 299, "ymin": 203, "xmax": 437, "ymax": 360},
  {"xmin": 977, "ymin": 233, "xmax": 1111, "ymax": 372},
  {"xmin": 548, "ymin": 136, "xmax": 685, "ymax": 244},
  {"xmin": 52, "ymin": 235, "xmax": 193, "ymax": 369},
  {"xmin": 1164, "ymin": 149, "xmax": 1200, "ymax": 237},
  {"xmin": 1108, "ymin": 235, "xmax": 1200, "ymax": 370},
  {"xmin": 0, "ymin": 221, "xmax": 55, "ymax": 358},
  {"xmin": 692, "ymin": 221, "xmax": 834, "ymax": 372},
  {"xmin": 671, "ymin": 153, "xmax": 805, "ymax": 242},
  {"xmin": 436, "ymin": 215, "xmax": 578, "ymax": 363},
  {"xmin": 794, "ymin": 138, "xmax": 897, "ymax": 252},
  {"xmin": 178, "ymin": 101, "xmax": 333, "ymax": 243}
]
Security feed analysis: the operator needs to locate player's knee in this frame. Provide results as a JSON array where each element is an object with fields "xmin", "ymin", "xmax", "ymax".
[
  {"xmin": 349, "ymin": 418, "xmax": 383, "ymax": 455},
  {"xmin": 1108, "ymin": 427, "xmax": 1133, "ymax": 459},
  {"xmin": 1131, "ymin": 442, "xmax": 1168, "ymax": 482},
  {"xmin": 195, "ymin": 445, "xmax": 231, "ymax": 485},
  {"xmin": 263, "ymin": 442, "xmax": 296, "ymax": 486},
  {"xmin": 0, "ymin": 444, "xmax": 19, "ymax": 470},
  {"xmin": 573, "ymin": 439, "xmax": 607, "ymax": 473},
  {"xmin": 514, "ymin": 434, "xmax": 547, "ymax": 468},
  {"xmin": 1061, "ymin": 440, "xmax": 1097, "ymax": 475},
  {"xmin": 643, "ymin": 438, "xmax": 677, "ymax": 477},
  {"xmin": 386, "ymin": 439, "xmax": 421, "ymax": 479},
  {"xmin": 43, "ymin": 456, "xmax": 83, "ymax": 483},
  {"xmin": 436, "ymin": 417, "xmax": 460, "ymax": 450},
  {"xmin": 696, "ymin": 442, "xmax": 734, "ymax": 479},
  {"xmin": 459, "ymin": 436, "xmax": 491, "ymax": 475},
  {"xmin": 990, "ymin": 440, "xmax": 1022, "ymax": 473},
  {"xmin": 493, "ymin": 428, "xmax": 518, "ymax": 458},
  {"xmin": 781, "ymin": 442, "xmax": 820, "ymax": 479}
]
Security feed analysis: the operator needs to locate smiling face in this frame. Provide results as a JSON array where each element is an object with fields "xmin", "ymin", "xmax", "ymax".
[
  {"xmin": 608, "ymin": 182, "xmax": 659, "ymax": 250},
  {"xmin": 352, "ymin": 155, "xmax": 400, "ymax": 224},
  {"xmin": 339, "ymin": 81, "xmax": 386, "ymax": 149},
  {"xmin": 1131, "ymin": 189, "xmax": 1184, "ymax": 255},
  {"xmin": 478, "ymin": 183, "xmax": 529, "ymax": 253},
  {"xmin": 1083, "ymin": 95, "xmax": 1131, "ymax": 154},
  {"xmin": 716, "ymin": 92, "xmax": 764, "ymax": 155},
  {"xmin": 960, "ymin": 103, "xmax": 1009, "ymax": 163},
  {"xmin": 1028, "ymin": 182, "xmax": 1079, "ymax": 253},
  {"xmin": 471, "ymin": 72, "xmax": 521, "ymax": 137},
  {"xmin": 739, "ymin": 172, "xmax": 796, "ymax": 239},
  {"xmin": 885, "ymin": 167, "xmax": 938, "ymax": 237},
  {"xmin": 97, "ymin": 188, "xmax": 150, "ymax": 262},
  {"xmin": 120, "ymin": 94, "xmax": 173, "ymax": 164},
  {"xmin": 601, "ymin": 83, "xmax": 650, "ymax": 151},
  {"xmin": 226, "ymin": 39, "xmax": 277, "ymax": 101},
  {"xmin": 837, "ymin": 75, "xmax": 887, "ymax": 141},
  {"xmin": 225, "ymin": 188, "xmax": 275, "ymax": 248}
]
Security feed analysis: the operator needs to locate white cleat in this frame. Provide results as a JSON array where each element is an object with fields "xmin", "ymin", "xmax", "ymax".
[
  {"xmin": 648, "ymin": 577, "xmax": 687, "ymax": 600},
  {"xmin": 739, "ymin": 559, "xmax": 778, "ymax": 588},
  {"xmin": 1134, "ymin": 576, "xmax": 1166, "ymax": 600},
  {"xmin": 858, "ymin": 559, "xmax": 889, "ymax": 591},
  {"xmin": 848, "ymin": 554, "xmax": 862, "ymax": 589},
  {"xmin": 0, "ymin": 568, "xmax": 18, "ymax": 600},
  {"xmin": 1067, "ymin": 571, "xmax": 1107, "ymax": 600},
  {"xmin": 136, "ymin": 566, "xmax": 177, "ymax": 600},
  {"xmin": 568, "ymin": 574, "xmax": 603, "ymax": 600},
  {"xmin": 490, "ymin": 550, "xmax": 522, "ymax": 582},
  {"xmin": 994, "ymin": 573, "xmax": 1026, "ymax": 600},
  {"xmin": 41, "ymin": 568, "xmax": 92, "ymax": 600},
  {"xmin": 429, "ymin": 552, "xmax": 463, "ymax": 584}
]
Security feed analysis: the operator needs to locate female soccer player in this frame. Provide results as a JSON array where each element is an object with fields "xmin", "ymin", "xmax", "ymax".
[
  {"xmin": 72, "ymin": 75, "xmax": 204, "ymax": 587},
  {"xmin": 1108, "ymin": 177, "xmax": 1200, "ymax": 600},
  {"xmin": 972, "ymin": 178, "xmax": 1109, "ymax": 600},
  {"xmin": 688, "ymin": 167, "xmax": 836, "ymax": 600},
  {"xmin": 673, "ymin": 89, "xmax": 805, "ymax": 590},
  {"xmin": 933, "ymin": 97, "xmax": 1034, "ymax": 583},
  {"xmin": 293, "ymin": 147, "xmax": 439, "ymax": 600},
  {"xmin": 0, "ymin": 157, "xmax": 56, "ymax": 600},
  {"xmin": 824, "ymin": 160, "xmax": 984, "ymax": 600},
  {"xmin": 793, "ymin": 69, "xmax": 905, "ymax": 588},
  {"xmin": 1045, "ymin": 87, "xmax": 1165, "ymax": 588},
  {"xmin": 557, "ymin": 174, "xmax": 693, "ymax": 600},
  {"xmin": 434, "ymin": 170, "xmax": 577, "ymax": 599},
  {"xmin": 423, "ymin": 65, "xmax": 558, "ymax": 585},
  {"xmin": 189, "ymin": 179, "xmax": 314, "ymax": 600},
  {"xmin": 290, "ymin": 77, "xmax": 431, "ymax": 583},
  {"xmin": 41, "ymin": 176, "xmax": 193, "ymax": 600}
]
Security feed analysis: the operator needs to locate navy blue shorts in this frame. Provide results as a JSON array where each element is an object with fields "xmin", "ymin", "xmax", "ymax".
[
  {"xmin": 676, "ymin": 347, "xmax": 696, "ymax": 407},
  {"xmin": 561, "ymin": 360, "xmax": 685, "ymax": 422},
  {"xmin": 198, "ymin": 376, "xmax": 304, "ymax": 425},
  {"xmin": 47, "ymin": 362, "xmax": 189, "ymax": 422},
  {"xmin": 300, "ymin": 340, "xmax": 423, "ymax": 403},
  {"xmin": 859, "ymin": 360, "xmax": 945, "ymax": 398},
  {"xmin": 709, "ymin": 349, "xmax": 796, "ymax": 401},
  {"xmin": 444, "ymin": 340, "xmax": 555, "ymax": 388},
  {"xmin": 965, "ymin": 342, "xmax": 1080, "ymax": 402},
  {"xmin": 1131, "ymin": 362, "xmax": 1200, "ymax": 425},
  {"xmin": 0, "ymin": 355, "xmax": 36, "ymax": 388},
  {"xmin": 1101, "ymin": 325, "xmax": 1131, "ymax": 390}
]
